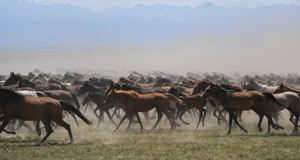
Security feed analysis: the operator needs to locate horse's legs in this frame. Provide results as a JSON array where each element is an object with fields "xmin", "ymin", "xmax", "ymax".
[
  {"xmin": 195, "ymin": 109, "xmax": 203, "ymax": 131},
  {"xmin": 104, "ymin": 110, "xmax": 117, "ymax": 126},
  {"xmin": 99, "ymin": 110, "xmax": 104, "ymax": 122},
  {"xmin": 16, "ymin": 120, "xmax": 33, "ymax": 131},
  {"xmin": 235, "ymin": 111, "xmax": 243, "ymax": 123},
  {"xmin": 113, "ymin": 112, "xmax": 130, "ymax": 132},
  {"xmin": 292, "ymin": 114, "xmax": 299, "ymax": 133},
  {"xmin": 225, "ymin": 112, "xmax": 233, "ymax": 135},
  {"xmin": 38, "ymin": 118, "xmax": 53, "ymax": 144},
  {"xmin": 0, "ymin": 117, "xmax": 12, "ymax": 135},
  {"xmin": 231, "ymin": 112, "xmax": 248, "ymax": 133},
  {"xmin": 142, "ymin": 112, "xmax": 150, "ymax": 124},
  {"xmin": 160, "ymin": 108, "xmax": 175, "ymax": 130},
  {"xmin": 134, "ymin": 112, "xmax": 144, "ymax": 132},
  {"xmin": 52, "ymin": 118, "xmax": 73, "ymax": 144},
  {"xmin": 218, "ymin": 109, "xmax": 227, "ymax": 125},
  {"xmin": 21, "ymin": 120, "xmax": 34, "ymax": 132},
  {"xmin": 202, "ymin": 108, "xmax": 207, "ymax": 127},
  {"xmin": 175, "ymin": 108, "xmax": 181, "ymax": 120},
  {"xmin": 126, "ymin": 113, "xmax": 134, "ymax": 130},
  {"xmin": 151, "ymin": 109, "xmax": 163, "ymax": 130},
  {"xmin": 290, "ymin": 112, "xmax": 296, "ymax": 125},
  {"xmin": 179, "ymin": 109, "xmax": 189, "ymax": 125},
  {"xmin": 257, "ymin": 114, "xmax": 264, "ymax": 132},
  {"xmin": 70, "ymin": 112, "xmax": 80, "ymax": 127},
  {"xmin": 35, "ymin": 120, "xmax": 41, "ymax": 136},
  {"xmin": 93, "ymin": 107, "xmax": 100, "ymax": 118}
]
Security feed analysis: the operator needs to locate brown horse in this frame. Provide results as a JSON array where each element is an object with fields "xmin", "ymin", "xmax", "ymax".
[
  {"xmin": 103, "ymin": 89, "xmax": 185, "ymax": 131},
  {"xmin": 0, "ymin": 88, "xmax": 92, "ymax": 144},
  {"xmin": 191, "ymin": 80, "xmax": 229, "ymax": 124},
  {"xmin": 200, "ymin": 83, "xmax": 284, "ymax": 135},
  {"xmin": 43, "ymin": 90, "xmax": 81, "ymax": 127},
  {"xmin": 176, "ymin": 94, "xmax": 208, "ymax": 130}
]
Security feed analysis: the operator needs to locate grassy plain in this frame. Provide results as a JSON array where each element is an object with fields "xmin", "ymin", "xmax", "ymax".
[{"xmin": 0, "ymin": 110, "xmax": 299, "ymax": 160}]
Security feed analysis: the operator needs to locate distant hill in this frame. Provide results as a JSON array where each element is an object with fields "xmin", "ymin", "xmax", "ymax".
[{"xmin": 0, "ymin": 0, "xmax": 300, "ymax": 47}]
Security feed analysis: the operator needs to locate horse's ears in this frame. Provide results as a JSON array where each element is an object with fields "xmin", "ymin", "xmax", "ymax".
[{"xmin": 110, "ymin": 81, "xmax": 113, "ymax": 87}]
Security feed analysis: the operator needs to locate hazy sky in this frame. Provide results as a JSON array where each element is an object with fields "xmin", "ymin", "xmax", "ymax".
[
  {"xmin": 41, "ymin": 0, "xmax": 300, "ymax": 12},
  {"xmin": 1, "ymin": 0, "xmax": 300, "ymax": 76}
]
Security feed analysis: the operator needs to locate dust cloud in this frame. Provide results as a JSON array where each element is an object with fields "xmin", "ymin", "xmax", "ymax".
[{"xmin": 0, "ymin": 27, "xmax": 299, "ymax": 76}]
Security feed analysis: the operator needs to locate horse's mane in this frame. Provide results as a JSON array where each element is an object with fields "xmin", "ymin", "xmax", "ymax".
[
  {"xmin": 113, "ymin": 83, "xmax": 142, "ymax": 93},
  {"xmin": 195, "ymin": 80, "xmax": 209, "ymax": 86},
  {"xmin": 0, "ymin": 88, "xmax": 25, "ymax": 100},
  {"xmin": 213, "ymin": 84, "xmax": 235, "ymax": 93},
  {"xmin": 219, "ymin": 84, "xmax": 242, "ymax": 92},
  {"xmin": 116, "ymin": 89, "xmax": 139, "ymax": 97}
]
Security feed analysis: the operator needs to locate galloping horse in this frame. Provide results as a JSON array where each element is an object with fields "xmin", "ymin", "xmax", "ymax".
[
  {"xmin": 200, "ymin": 83, "xmax": 284, "ymax": 134},
  {"xmin": 103, "ymin": 89, "xmax": 185, "ymax": 131},
  {"xmin": 0, "ymin": 88, "xmax": 92, "ymax": 144},
  {"xmin": 244, "ymin": 80, "xmax": 278, "ymax": 93}
]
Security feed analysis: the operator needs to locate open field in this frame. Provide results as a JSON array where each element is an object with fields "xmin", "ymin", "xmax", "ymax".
[{"xmin": 1, "ymin": 110, "xmax": 300, "ymax": 160}]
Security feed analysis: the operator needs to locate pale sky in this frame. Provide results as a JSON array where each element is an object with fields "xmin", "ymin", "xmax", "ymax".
[{"xmin": 39, "ymin": 0, "xmax": 300, "ymax": 12}]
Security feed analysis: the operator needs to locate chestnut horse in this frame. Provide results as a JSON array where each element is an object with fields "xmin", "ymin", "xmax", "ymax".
[
  {"xmin": 0, "ymin": 88, "xmax": 92, "ymax": 144},
  {"xmin": 103, "ymin": 89, "xmax": 185, "ymax": 131}
]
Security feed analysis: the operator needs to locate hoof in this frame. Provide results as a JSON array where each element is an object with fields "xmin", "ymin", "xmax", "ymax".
[
  {"xmin": 244, "ymin": 129, "xmax": 248, "ymax": 133},
  {"xmin": 259, "ymin": 128, "xmax": 262, "ymax": 132},
  {"xmin": 67, "ymin": 140, "xmax": 73, "ymax": 145}
]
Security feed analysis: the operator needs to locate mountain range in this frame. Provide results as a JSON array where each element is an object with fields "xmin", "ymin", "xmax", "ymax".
[{"xmin": 1, "ymin": 0, "xmax": 300, "ymax": 47}]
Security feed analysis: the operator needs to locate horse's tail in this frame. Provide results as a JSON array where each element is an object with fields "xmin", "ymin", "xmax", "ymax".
[
  {"xmin": 59, "ymin": 101, "xmax": 92, "ymax": 125},
  {"xmin": 71, "ymin": 92, "xmax": 81, "ymax": 110},
  {"xmin": 263, "ymin": 92, "xmax": 285, "ymax": 106},
  {"xmin": 272, "ymin": 111, "xmax": 283, "ymax": 121},
  {"xmin": 164, "ymin": 93, "xmax": 186, "ymax": 105}
]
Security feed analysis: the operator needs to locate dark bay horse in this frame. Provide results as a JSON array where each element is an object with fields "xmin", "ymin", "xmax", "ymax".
[
  {"xmin": 200, "ymin": 83, "xmax": 284, "ymax": 135},
  {"xmin": 0, "ymin": 88, "xmax": 92, "ymax": 144},
  {"xmin": 103, "ymin": 89, "xmax": 185, "ymax": 131}
]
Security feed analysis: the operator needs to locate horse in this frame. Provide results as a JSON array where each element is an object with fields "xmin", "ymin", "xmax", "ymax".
[
  {"xmin": 191, "ymin": 80, "xmax": 234, "ymax": 124},
  {"xmin": 82, "ymin": 92, "xmax": 118, "ymax": 127},
  {"xmin": 244, "ymin": 80, "xmax": 278, "ymax": 93},
  {"xmin": 200, "ymin": 83, "xmax": 285, "ymax": 135},
  {"xmin": 103, "ymin": 89, "xmax": 185, "ymax": 131},
  {"xmin": 273, "ymin": 82, "xmax": 300, "ymax": 126},
  {"xmin": 76, "ymin": 81, "xmax": 107, "ymax": 97},
  {"xmin": 0, "ymin": 88, "xmax": 92, "ymax": 144},
  {"xmin": 104, "ymin": 82, "xmax": 167, "ymax": 125},
  {"xmin": 167, "ymin": 87, "xmax": 208, "ymax": 130}
]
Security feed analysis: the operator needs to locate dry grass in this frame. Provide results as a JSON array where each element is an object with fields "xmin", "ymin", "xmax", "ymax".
[{"xmin": 1, "ymin": 110, "xmax": 299, "ymax": 160}]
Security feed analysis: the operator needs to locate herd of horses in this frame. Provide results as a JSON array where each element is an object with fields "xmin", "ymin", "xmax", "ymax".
[{"xmin": 1, "ymin": 70, "xmax": 300, "ymax": 144}]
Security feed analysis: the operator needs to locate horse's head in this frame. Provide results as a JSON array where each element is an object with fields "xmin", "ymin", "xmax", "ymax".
[
  {"xmin": 273, "ymin": 82, "xmax": 284, "ymax": 94},
  {"xmin": 76, "ymin": 81, "xmax": 89, "ymax": 96},
  {"xmin": 191, "ymin": 80, "xmax": 210, "ymax": 95},
  {"xmin": 82, "ymin": 92, "xmax": 93, "ymax": 106},
  {"xmin": 3, "ymin": 72, "xmax": 23, "ymax": 86},
  {"xmin": 167, "ymin": 86, "xmax": 178, "ymax": 96},
  {"xmin": 200, "ymin": 83, "xmax": 218, "ymax": 99},
  {"xmin": 103, "ymin": 88, "xmax": 117, "ymax": 105}
]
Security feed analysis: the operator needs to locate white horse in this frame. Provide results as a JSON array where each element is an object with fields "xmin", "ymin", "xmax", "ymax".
[{"xmin": 245, "ymin": 80, "xmax": 278, "ymax": 93}]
